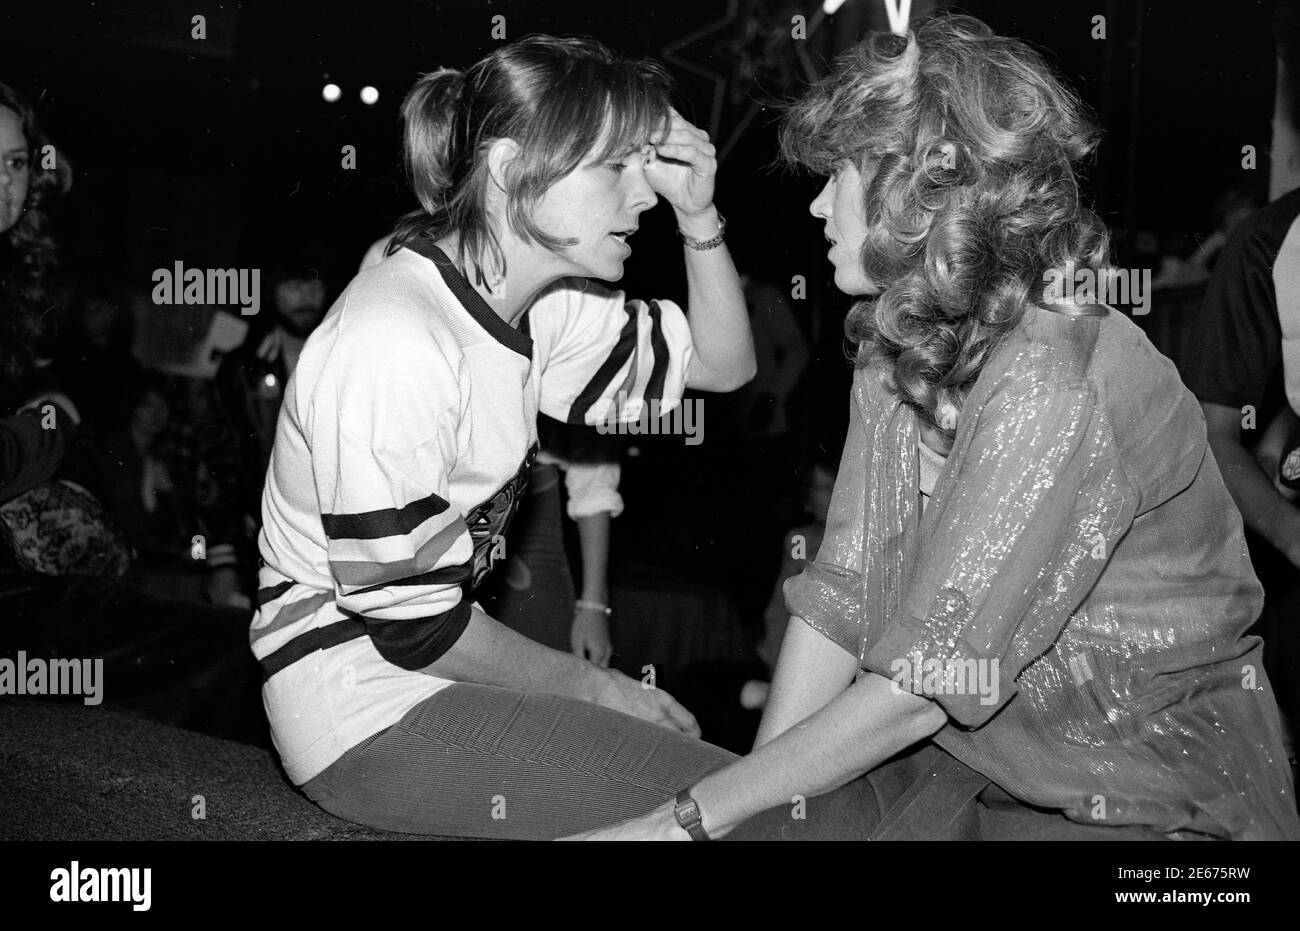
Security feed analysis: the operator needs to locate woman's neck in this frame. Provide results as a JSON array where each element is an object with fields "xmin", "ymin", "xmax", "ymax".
[
  {"xmin": 918, "ymin": 421, "xmax": 953, "ymax": 456},
  {"xmin": 433, "ymin": 231, "xmax": 563, "ymax": 328}
]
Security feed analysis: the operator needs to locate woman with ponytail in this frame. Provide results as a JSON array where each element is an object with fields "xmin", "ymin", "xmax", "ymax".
[
  {"xmin": 253, "ymin": 35, "xmax": 755, "ymax": 838},
  {"xmin": 572, "ymin": 15, "xmax": 1299, "ymax": 840}
]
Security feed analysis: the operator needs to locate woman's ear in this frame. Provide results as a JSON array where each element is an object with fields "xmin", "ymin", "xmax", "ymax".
[{"xmin": 485, "ymin": 138, "xmax": 520, "ymax": 197}]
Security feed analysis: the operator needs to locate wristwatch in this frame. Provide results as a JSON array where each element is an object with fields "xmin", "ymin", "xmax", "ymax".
[{"xmin": 674, "ymin": 788, "xmax": 712, "ymax": 841}]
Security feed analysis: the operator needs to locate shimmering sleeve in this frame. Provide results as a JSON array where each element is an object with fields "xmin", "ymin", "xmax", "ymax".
[
  {"xmin": 862, "ymin": 384, "xmax": 1136, "ymax": 727},
  {"xmin": 783, "ymin": 392, "xmax": 867, "ymax": 657}
]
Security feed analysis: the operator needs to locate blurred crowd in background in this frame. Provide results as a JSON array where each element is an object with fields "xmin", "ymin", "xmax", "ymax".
[{"xmin": 2, "ymin": 0, "xmax": 1298, "ymax": 766}]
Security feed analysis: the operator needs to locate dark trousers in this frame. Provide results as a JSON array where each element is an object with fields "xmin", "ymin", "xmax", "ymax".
[{"xmin": 726, "ymin": 741, "xmax": 1177, "ymax": 841}]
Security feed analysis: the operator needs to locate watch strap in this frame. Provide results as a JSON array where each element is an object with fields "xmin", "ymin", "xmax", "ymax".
[{"xmin": 674, "ymin": 788, "xmax": 712, "ymax": 841}]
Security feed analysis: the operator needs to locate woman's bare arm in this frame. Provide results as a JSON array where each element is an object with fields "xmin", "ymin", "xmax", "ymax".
[
  {"xmin": 1203, "ymin": 401, "xmax": 1300, "ymax": 567},
  {"xmin": 678, "ymin": 207, "xmax": 755, "ymax": 392},
  {"xmin": 692, "ymin": 671, "xmax": 947, "ymax": 837},
  {"xmin": 753, "ymin": 615, "xmax": 858, "ymax": 748},
  {"xmin": 420, "ymin": 604, "xmax": 700, "ymax": 737}
]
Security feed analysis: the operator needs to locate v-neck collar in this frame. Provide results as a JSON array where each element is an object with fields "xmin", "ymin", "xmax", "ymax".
[{"xmin": 405, "ymin": 236, "xmax": 533, "ymax": 360}]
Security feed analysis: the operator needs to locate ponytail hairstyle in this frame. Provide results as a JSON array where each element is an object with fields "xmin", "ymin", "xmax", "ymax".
[
  {"xmin": 389, "ymin": 35, "xmax": 673, "ymax": 289},
  {"xmin": 781, "ymin": 14, "xmax": 1109, "ymax": 443},
  {"xmin": 0, "ymin": 80, "xmax": 72, "ymax": 411}
]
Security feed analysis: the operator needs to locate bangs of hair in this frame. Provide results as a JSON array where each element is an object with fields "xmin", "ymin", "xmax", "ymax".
[
  {"xmin": 588, "ymin": 62, "xmax": 673, "ymax": 162},
  {"xmin": 506, "ymin": 53, "xmax": 671, "ymax": 250},
  {"xmin": 520, "ymin": 55, "xmax": 671, "ymax": 175},
  {"xmin": 780, "ymin": 31, "xmax": 916, "ymax": 176}
]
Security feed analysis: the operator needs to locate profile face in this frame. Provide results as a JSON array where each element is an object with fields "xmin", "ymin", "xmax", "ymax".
[
  {"xmin": 531, "ymin": 142, "xmax": 659, "ymax": 283},
  {"xmin": 0, "ymin": 105, "xmax": 31, "ymax": 236},
  {"xmin": 809, "ymin": 158, "xmax": 879, "ymax": 297}
]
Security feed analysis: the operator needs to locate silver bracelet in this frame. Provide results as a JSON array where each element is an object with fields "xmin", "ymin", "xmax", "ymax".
[
  {"xmin": 677, "ymin": 213, "xmax": 726, "ymax": 251},
  {"xmin": 575, "ymin": 599, "xmax": 613, "ymax": 616}
]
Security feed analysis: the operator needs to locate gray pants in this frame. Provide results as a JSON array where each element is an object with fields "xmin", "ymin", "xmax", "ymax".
[
  {"xmin": 300, "ymin": 682, "xmax": 737, "ymax": 839},
  {"xmin": 299, "ymin": 681, "xmax": 1185, "ymax": 840}
]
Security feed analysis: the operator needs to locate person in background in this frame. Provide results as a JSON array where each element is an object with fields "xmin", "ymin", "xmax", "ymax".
[
  {"xmin": 673, "ymin": 450, "xmax": 839, "ymax": 753},
  {"xmin": 754, "ymin": 451, "xmax": 837, "ymax": 680},
  {"xmin": 200, "ymin": 256, "xmax": 329, "ymax": 608},
  {"xmin": 732, "ymin": 270, "xmax": 810, "ymax": 443},
  {"xmin": 53, "ymin": 274, "xmax": 141, "ymax": 437},
  {"xmin": 0, "ymin": 79, "xmax": 268, "ymax": 746},
  {"xmin": 1151, "ymin": 188, "xmax": 1262, "ymax": 291},
  {"xmin": 1179, "ymin": 183, "xmax": 1300, "ymax": 753},
  {"xmin": 717, "ymin": 264, "xmax": 810, "ymax": 625},
  {"xmin": 1267, "ymin": 407, "xmax": 1300, "ymax": 502},
  {"xmin": 1177, "ymin": 0, "xmax": 1300, "ymax": 767},
  {"xmin": 477, "ymin": 415, "xmax": 623, "ymax": 664},
  {"xmin": 99, "ymin": 371, "xmax": 177, "ymax": 558}
]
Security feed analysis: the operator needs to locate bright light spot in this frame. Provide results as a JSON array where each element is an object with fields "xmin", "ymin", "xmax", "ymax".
[
  {"xmin": 263, "ymin": 373, "xmax": 278, "ymax": 388},
  {"xmin": 322, "ymin": 83, "xmax": 341, "ymax": 103},
  {"xmin": 822, "ymin": 0, "xmax": 848, "ymax": 14},
  {"xmin": 360, "ymin": 85, "xmax": 379, "ymax": 105}
]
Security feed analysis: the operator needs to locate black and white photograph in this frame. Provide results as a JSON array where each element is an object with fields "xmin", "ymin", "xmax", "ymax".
[{"xmin": 0, "ymin": 0, "xmax": 1296, "ymax": 910}]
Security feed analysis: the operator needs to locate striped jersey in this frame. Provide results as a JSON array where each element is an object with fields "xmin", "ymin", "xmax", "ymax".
[{"xmin": 252, "ymin": 238, "xmax": 693, "ymax": 785}]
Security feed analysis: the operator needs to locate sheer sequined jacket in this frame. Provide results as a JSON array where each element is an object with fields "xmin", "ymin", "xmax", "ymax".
[{"xmin": 785, "ymin": 304, "xmax": 1300, "ymax": 840}]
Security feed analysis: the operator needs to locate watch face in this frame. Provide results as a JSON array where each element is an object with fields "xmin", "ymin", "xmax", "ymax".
[{"xmin": 676, "ymin": 800, "xmax": 700, "ymax": 823}]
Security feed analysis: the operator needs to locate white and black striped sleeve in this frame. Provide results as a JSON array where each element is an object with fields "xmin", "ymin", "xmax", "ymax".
[
  {"xmin": 308, "ymin": 328, "xmax": 474, "ymax": 671},
  {"xmin": 527, "ymin": 278, "xmax": 695, "ymax": 427}
]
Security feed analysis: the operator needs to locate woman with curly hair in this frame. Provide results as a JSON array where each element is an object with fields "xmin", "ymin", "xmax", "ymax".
[
  {"xmin": 0, "ymin": 80, "xmax": 72, "ymax": 414},
  {"xmin": 570, "ymin": 14, "xmax": 1300, "ymax": 841},
  {"xmin": 0, "ymin": 81, "xmax": 269, "ymax": 747}
]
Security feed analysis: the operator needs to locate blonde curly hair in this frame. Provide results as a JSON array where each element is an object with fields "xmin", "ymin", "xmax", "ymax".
[{"xmin": 781, "ymin": 14, "xmax": 1109, "ymax": 440}]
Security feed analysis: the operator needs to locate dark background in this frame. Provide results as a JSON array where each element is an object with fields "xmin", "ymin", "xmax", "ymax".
[
  {"xmin": 0, "ymin": 0, "xmax": 1280, "ymax": 615},
  {"xmin": 0, "ymin": 0, "xmax": 1275, "ymax": 304}
]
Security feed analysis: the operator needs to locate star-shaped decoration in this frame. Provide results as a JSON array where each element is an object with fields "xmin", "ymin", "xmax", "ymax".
[
  {"xmin": 664, "ymin": 0, "xmax": 832, "ymax": 161},
  {"xmin": 662, "ymin": 0, "xmax": 742, "ymax": 143},
  {"xmin": 714, "ymin": 1, "xmax": 805, "ymax": 108}
]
